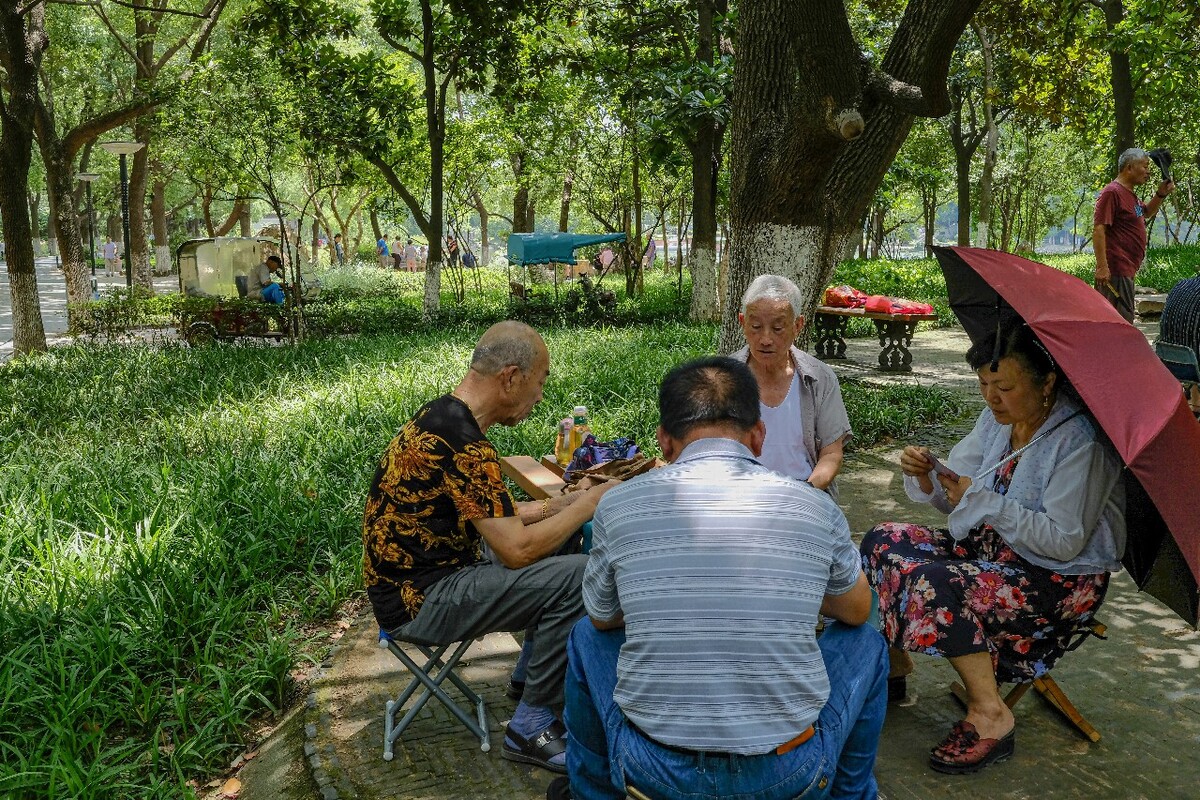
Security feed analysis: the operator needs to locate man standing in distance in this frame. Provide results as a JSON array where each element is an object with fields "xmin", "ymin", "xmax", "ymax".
[
  {"xmin": 1093, "ymin": 148, "xmax": 1174, "ymax": 322},
  {"xmin": 363, "ymin": 321, "xmax": 615, "ymax": 774}
]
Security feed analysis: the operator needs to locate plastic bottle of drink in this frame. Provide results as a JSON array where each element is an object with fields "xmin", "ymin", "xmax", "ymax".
[
  {"xmin": 568, "ymin": 406, "xmax": 591, "ymax": 453},
  {"xmin": 554, "ymin": 417, "xmax": 575, "ymax": 466}
]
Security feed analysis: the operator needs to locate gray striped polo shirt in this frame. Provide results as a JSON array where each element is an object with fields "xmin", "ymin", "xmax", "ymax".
[{"xmin": 583, "ymin": 437, "xmax": 862, "ymax": 755}]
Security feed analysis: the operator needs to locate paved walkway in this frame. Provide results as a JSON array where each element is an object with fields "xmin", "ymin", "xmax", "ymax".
[
  {"xmin": 0, "ymin": 256, "xmax": 177, "ymax": 360},
  {"xmin": 236, "ymin": 324, "xmax": 1200, "ymax": 800}
]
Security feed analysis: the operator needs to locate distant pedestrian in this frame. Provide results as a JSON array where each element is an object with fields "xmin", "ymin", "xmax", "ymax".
[
  {"xmin": 102, "ymin": 237, "xmax": 119, "ymax": 276},
  {"xmin": 446, "ymin": 235, "xmax": 460, "ymax": 268},
  {"xmin": 377, "ymin": 235, "xmax": 390, "ymax": 269},
  {"xmin": 1093, "ymin": 147, "xmax": 1174, "ymax": 322},
  {"xmin": 404, "ymin": 239, "xmax": 419, "ymax": 272},
  {"xmin": 333, "ymin": 233, "xmax": 345, "ymax": 266},
  {"xmin": 598, "ymin": 246, "xmax": 614, "ymax": 270},
  {"xmin": 392, "ymin": 236, "xmax": 404, "ymax": 270},
  {"xmin": 461, "ymin": 249, "xmax": 477, "ymax": 269},
  {"xmin": 641, "ymin": 238, "xmax": 657, "ymax": 270},
  {"xmin": 418, "ymin": 244, "xmax": 428, "ymax": 269}
]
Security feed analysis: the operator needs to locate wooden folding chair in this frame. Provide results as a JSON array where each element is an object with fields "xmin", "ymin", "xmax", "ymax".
[{"xmin": 951, "ymin": 620, "xmax": 1107, "ymax": 742}]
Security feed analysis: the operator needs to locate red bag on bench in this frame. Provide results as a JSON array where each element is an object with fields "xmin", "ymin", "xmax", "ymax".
[
  {"xmin": 824, "ymin": 285, "xmax": 868, "ymax": 308},
  {"xmin": 864, "ymin": 295, "xmax": 934, "ymax": 315}
]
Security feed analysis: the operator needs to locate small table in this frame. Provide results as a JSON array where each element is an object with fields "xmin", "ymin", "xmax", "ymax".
[
  {"xmin": 812, "ymin": 306, "xmax": 938, "ymax": 373},
  {"xmin": 500, "ymin": 456, "xmax": 566, "ymax": 499}
]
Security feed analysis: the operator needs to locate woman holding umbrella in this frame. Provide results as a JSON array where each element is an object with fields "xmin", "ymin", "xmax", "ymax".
[{"xmin": 860, "ymin": 324, "xmax": 1126, "ymax": 774}]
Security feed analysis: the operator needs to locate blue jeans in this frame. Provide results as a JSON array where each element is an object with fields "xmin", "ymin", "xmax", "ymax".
[
  {"xmin": 563, "ymin": 620, "xmax": 887, "ymax": 800},
  {"xmin": 262, "ymin": 282, "xmax": 285, "ymax": 304}
]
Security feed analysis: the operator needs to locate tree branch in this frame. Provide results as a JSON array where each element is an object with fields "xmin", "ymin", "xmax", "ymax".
[
  {"xmin": 862, "ymin": 58, "xmax": 938, "ymax": 116},
  {"xmin": 63, "ymin": 99, "xmax": 161, "ymax": 159}
]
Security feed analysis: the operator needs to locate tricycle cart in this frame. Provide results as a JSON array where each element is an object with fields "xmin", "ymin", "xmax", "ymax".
[{"xmin": 175, "ymin": 237, "xmax": 317, "ymax": 344}]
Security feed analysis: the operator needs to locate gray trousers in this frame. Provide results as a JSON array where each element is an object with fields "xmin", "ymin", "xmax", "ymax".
[
  {"xmin": 1096, "ymin": 275, "xmax": 1136, "ymax": 322},
  {"xmin": 392, "ymin": 555, "xmax": 587, "ymax": 709}
]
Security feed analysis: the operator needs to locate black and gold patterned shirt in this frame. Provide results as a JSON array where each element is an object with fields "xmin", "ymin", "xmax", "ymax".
[{"xmin": 363, "ymin": 394, "xmax": 516, "ymax": 629}]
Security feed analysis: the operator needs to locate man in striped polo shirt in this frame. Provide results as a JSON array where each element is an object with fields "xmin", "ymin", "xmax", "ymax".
[{"xmin": 550, "ymin": 356, "xmax": 888, "ymax": 800}]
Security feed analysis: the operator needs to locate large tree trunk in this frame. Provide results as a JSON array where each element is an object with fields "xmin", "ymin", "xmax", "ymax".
[
  {"xmin": 0, "ymin": 0, "xmax": 50, "ymax": 354},
  {"xmin": 37, "ymin": 128, "xmax": 89, "ymax": 316},
  {"xmin": 720, "ymin": 0, "xmax": 981, "ymax": 353},
  {"xmin": 686, "ymin": 0, "xmax": 727, "ymax": 323}
]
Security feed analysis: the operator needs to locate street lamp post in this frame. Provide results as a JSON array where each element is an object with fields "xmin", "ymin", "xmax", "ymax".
[
  {"xmin": 75, "ymin": 172, "xmax": 100, "ymax": 300},
  {"xmin": 99, "ymin": 141, "xmax": 145, "ymax": 290}
]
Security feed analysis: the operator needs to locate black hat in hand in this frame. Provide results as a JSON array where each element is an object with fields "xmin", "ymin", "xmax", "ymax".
[{"xmin": 1148, "ymin": 148, "xmax": 1173, "ymax": 183}]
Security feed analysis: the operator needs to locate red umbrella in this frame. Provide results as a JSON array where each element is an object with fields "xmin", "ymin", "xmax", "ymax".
[{"xmin": 934, "ymin": 246, "xmax": 1200, "ymax": 626}]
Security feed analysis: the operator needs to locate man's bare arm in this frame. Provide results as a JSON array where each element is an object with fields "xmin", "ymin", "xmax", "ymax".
[{"xmin": 819, "ymin": 572, "xmax": 872, "ymax": 626}]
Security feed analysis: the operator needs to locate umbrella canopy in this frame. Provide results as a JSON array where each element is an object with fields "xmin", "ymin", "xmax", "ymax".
[
  {"xmin": 934, "ymin": 246, "xmax": 1200, "ymax": 626},
  {"xmin": 506, "ymin": 233, "xmax": 626, "ymax": 266}
]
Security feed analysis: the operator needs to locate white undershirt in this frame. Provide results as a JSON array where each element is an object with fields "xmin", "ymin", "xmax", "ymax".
[{"xmin": 758, "ymin": 371, "xmax": 813, "ymax": 481}]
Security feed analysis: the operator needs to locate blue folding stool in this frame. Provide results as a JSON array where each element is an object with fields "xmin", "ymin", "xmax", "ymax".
[{"xmin": 378, "ymin": 629, "xmax": 491, "ymax": 760}]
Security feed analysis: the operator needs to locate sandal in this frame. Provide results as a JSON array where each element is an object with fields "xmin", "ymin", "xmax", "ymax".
[
  {"xmin": 503, "ymin": 719, "xmax": 568, "ymax": 774},
  {"xmin": 929, "ymin": 720, "xmax": 1015, "ymax": 774}
]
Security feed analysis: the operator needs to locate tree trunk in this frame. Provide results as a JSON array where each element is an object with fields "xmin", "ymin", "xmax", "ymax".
[
  {"xmin": 975, "ymin": 24, "xmax": 999, "ymax": 248},
  {"xmin": 151, "ymin": 178, "xmax": 171, "ymax": 275},
  {"xmin": 632, "ymin": 121, "xmax": 644, "ymax": 296},
  {"xmin": 1102, "ymin": 0, "xmax": 1135, "ymax": 158},
  {"xmin": 0, "ymin": 0, "xmax": 50, "ymax": 353},
  {"xmin": 38, "ymin": 135, "xmax": 90, "ymax": 317},
  {"xmin": 686, "ymin": 0, "xmax": 726, "ymax": 322},
  {"xmin": 471, "ymin": 190, "xmax": 490, "ymax": 265},
  {"xmin": 419, "ymin": 0, "xmax": 443, "ymax": 318},
  {"xmin": 720, "ymin": 0, "xmax": 981, "ymax": 353},
  {"xmin": 559, "ymin": 135, "xmax": 577, "ymax": 232},
  {"xmin": 128, "ymin": 115, "xmax": 153, "ymax": 289},
  {"xmin": 239, "ymin": 204, "xmax": 252, "ymax": 236},
  {"xmin": 369, "ymin": 206, "xmax": 382, "ymax": 242}
]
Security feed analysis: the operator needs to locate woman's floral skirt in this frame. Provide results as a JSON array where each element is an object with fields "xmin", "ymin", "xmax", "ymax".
[{"xmin": 860, "ymin": 521, "xmax": 1108, "ymax": 683}]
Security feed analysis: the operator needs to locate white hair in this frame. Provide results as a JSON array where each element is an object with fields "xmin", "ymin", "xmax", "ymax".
[
  {"xmin": 740, "ymin": 274, "xmax": 804, "ymax": 317},
  {"xmin": 1118, "ymin": 148, "xmax": 1148, "ymax": 172}
]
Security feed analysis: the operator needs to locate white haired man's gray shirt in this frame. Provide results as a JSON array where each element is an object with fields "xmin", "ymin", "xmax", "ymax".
[{"xmin": 583, "ymin": 437, "xmax": 862, "ymax": 755}]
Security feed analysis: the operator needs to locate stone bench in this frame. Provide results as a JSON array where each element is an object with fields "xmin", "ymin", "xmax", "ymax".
[{"xmin": 813, "ymin": 306, "xmax": 938, "ymax": 373}]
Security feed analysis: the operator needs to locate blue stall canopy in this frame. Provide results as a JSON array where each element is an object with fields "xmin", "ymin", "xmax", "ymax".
[{"xmin": 507, "ymin": 232, "xmax": 626, "ymax": 266}]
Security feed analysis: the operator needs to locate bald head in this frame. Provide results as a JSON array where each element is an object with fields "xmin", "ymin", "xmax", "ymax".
[{"xmin": 470, "ymin": 321, "xmax": 546, "ymax": 376}]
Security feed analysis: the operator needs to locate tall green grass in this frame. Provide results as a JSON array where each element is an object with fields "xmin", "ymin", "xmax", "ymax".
[{"xmin": 0, "ymin": 324, "xmax": 959, "ymax": 798}]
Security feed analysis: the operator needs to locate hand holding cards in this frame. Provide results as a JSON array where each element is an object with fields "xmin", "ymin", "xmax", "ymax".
[{"xmin": 926, "ymin": 453, "xmax": 960, "ymax": 482}]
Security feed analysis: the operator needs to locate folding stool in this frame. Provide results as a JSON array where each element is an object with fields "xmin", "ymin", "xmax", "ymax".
[{"xmin": 379, "ymin": 629, "xmax": 491, "ymax": 760}]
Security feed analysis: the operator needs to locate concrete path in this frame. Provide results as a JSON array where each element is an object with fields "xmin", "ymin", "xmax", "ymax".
[
  {"xmin": 0, "ymin": 256, "xmax": 176, "ymax": 360},
  {"xmin": 237, "ymin": 323, "xmax": 1200, "ymax": 800}
]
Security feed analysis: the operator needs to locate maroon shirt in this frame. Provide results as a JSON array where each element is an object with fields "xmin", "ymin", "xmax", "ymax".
[{"xmin": 1093, "ymin": 180, "xmax": 1148, "ymax": 278}]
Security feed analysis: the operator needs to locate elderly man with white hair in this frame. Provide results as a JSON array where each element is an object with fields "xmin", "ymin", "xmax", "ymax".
[
  {"xmin": 1093, "ymin": 147, "xmax": 1175, "ymax": 322},
  {"xmin": 732, "ymin": 274, "xmax": 852, "ymax": 497}
]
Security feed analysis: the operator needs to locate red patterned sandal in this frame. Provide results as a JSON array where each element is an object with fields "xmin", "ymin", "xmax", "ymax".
[{"xmin": 929, "ymin": 720, "xmax": 1015, "ymax": 774}]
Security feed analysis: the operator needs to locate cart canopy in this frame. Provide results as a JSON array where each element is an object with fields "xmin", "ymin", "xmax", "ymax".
[
  {"xmin": 506, "ymin": 233, "xmax": 626, "ymax": 266},
  {"xmin": 176, "ymin": 237, "xmax": 282, "ymax": 298}
]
